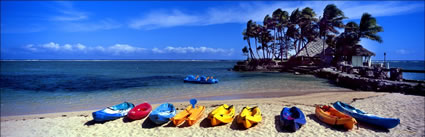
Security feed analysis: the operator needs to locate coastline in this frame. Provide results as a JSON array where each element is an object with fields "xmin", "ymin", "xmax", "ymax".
[
  {"xmin": 1, "ymin": 88, "xmax": 352, "ymax": 117},
  {"xmin": 2, "ymin": 91, "xmax": 423, "ymax": 137}
]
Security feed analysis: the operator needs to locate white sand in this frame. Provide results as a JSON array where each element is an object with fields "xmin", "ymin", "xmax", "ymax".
[{"xmin": 1, "ymin": 92, "xmax": 423, "ymax": 137}]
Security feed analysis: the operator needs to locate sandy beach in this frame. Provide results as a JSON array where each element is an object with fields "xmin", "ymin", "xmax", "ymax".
[{"xmin": 1, "ymin": 91, "xmax": 424, "ymax": 137}]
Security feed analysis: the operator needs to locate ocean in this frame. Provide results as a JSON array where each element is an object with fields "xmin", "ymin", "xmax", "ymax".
[{"xmin": 0, "ymin": 60, "xmax": 423, "ymax": 116}]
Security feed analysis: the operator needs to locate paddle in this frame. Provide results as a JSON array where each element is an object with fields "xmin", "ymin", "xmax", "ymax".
[{"xmin": 190, "ymin": 98, "xmax": 197, "ymax": 108}]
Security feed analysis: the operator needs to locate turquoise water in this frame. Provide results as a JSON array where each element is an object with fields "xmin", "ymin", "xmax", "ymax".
[{"xmin": 2, "ymin": 60, "xmax": 421, "ymax": 116}]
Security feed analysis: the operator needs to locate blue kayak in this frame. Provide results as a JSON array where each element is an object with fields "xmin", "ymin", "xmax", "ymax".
[
  {"xmin": 92, "ymin": 102, "xmax": 135, "ymax": 122},
  {"xmin": 184, "ymin": 75, "xmax": 219, "ymax": 84},
  {"xmin": 333, "ymin": 101, "xmax": 400, "ymax": 129},
  {"xmin": 280, "ymin": 106, "xmax": 306, "ymax": 132},
  {"xmin": 149, "ymin": 103, "xmax": 176, "ymax": 125}
]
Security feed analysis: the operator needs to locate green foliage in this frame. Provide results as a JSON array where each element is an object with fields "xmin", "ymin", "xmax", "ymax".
[{"xmin": 241, "ymin": 4, "xmax": 383, "ymax": 61}]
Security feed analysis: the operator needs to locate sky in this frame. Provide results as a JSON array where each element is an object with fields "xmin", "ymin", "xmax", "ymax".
[{"xmin": 1, "ymin": 1, "xmax": 424, "ymax": 60}]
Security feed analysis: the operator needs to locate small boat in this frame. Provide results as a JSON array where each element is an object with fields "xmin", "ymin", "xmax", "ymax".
[
  {"xmin": 315, "ymin": 105, "xmax": 357, "ymax": 130},
  {"xmin": 280, "ymin": 106, "xmax": 306, "ymax": 132},
  {"xmin": 236, "ymin": 106, "xmax": 262, "ymax": 128},
  {"xmin": 171, "ymin": 105, "xmax": 205, "ymax": 126},
  {"xmin": 184, "ymin": 75, "xmax": 219, "ymax": 84},
  {"xmin": 92, "ymin": 102, "xmax": 135, "ymax": 122},
  {"xmin": 208, "ymin": 104, "xmax": 235, "ymax": 126},
  {"xmin": 127, "ymin": 102, "xmax": 152, "ymax": 120},
  {"xmin": 333, "ymin": 101, "xmax": 400, "ymax": 129},
  {"xmin": 149, "ymin": 103, "xmax": 176, "ymax": 125}
]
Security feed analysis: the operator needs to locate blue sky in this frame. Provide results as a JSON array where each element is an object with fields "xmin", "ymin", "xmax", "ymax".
[{"xmin": 1, "ymin": 1, "xmax": 424, "ymax": 60}]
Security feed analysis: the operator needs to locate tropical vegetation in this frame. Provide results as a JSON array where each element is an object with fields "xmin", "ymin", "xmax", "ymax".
[{"xmin": 242, "ymin": 4, "xmax": 383, "ymax": 65}]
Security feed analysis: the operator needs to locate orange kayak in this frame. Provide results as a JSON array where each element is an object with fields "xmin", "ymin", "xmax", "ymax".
[
  {"xmin": 171, "ymin": 105, "xmax": 205, "ymax": 126},
  {"xmin": 315, "ymin": 105, "xmax": 357, "ymax": 130}
]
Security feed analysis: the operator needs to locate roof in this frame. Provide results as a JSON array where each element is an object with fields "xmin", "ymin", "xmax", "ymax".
[
  {"xmin": 295, "ymin": 38, "xmax": 328, "ymax": 57},
  {"xmin": 342, "ymin": 45, "xmax": 375, "ymax": 56}
]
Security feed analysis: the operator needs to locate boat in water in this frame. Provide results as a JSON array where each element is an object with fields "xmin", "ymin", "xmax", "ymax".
[{"xmin": 184, "ymin": 75, "xmax": 219, "ymax": 84}]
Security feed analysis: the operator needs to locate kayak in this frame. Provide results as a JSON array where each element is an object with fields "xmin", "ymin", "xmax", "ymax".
[
  {"xmin": 333, "ymin": 101, "xmax": 400, "ymax": 129},
  {"xmin": 184, "ymin": 75, "xmax": 219, "ymax": 84},
  {"xmin": 236, "ymin": 106, "xmax": 262, "ymax": 128},
  {"xmin": 127, "ymin": 102, "xmax": 152, "ymax": 120},
  {"xmin": 92, "ymin": 102, "xmax": 135, "ymax": 122},
  {"xmin": 208, "ymin": 104, "xmax": 235, "ymax": 126},
  {"xmin": 280, "ymin": 106, "xmax": 306, "ymax": 132},
  {"xmin": 187, "ymin": 105, "xmax": 205, "ymax": 126},
  {"xmin": 171, "ymin": 105, "xmax": 205, "ymax": 126},
  {"xmin": 315, "ymin": 105, "xmax": 357, "ymax": 130},
  {"xmin": 149, "ymin": 103, "xmax": 176, "ymax": 125}
]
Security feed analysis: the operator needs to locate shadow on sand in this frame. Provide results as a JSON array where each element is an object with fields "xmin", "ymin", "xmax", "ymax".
[
  {"xmin": 199, "ymin": 117, "xmax": 213, "ymax": 128},
  {"xmin": 357, "ymin": 122, "xmax": 390, "ymax": 132},
  {"xmin": 141, "ymin": 117, "xmax": 163, "ymax": 129},
  {"xmin": 84, "ymin": 119, "xmax": 112, "ymax": 126},
  {"xmin": 122, "ymin": 117, "xmax": 136, "ymax": 123},
  {"xmin": 274, "ymin": 115, "xmax": 299, "ymax": 133}
]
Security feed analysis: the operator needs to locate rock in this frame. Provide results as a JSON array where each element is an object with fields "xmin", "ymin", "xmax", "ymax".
[
  {"xmin": 294, "ymin": 72, "xmax": 300, "ymax": 75},
  {"xmin": 390, "ymin": 68, "xmax": 403, "ymax": 81}
]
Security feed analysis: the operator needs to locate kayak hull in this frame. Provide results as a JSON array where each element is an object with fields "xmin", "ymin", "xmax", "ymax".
[
  {"xmin": 208, "ymin": 104, "xmax": 235, "ymax": 126},
  {"xmin": 92, "ymin": 102, "xmax": 135, "ymax": 122},
  {"xmin": 236, "ymin": 106, "xmax": 262, "ymax": 128},
  {"xmin": 333, "ymin": 101, "xmax": 400, "ymax": 129},
  {"xmin": 280, "ymin": 107, "xmax": 306, "ymax": 132},
  {"xmin": 149, "ymin": 103, "xmax": 176, "ymax": 125},
  {"xmin": 127, "ymin": 102, "xmax": 152, "ymax": 120},
  {"xmin": 315, "ymin": 105, "xmax": 357, "ymax": 130}
]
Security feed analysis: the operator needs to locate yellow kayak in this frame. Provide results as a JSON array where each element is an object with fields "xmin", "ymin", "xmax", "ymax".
[
  {"xmin": 236, "ymin": 106, "xmax": 262, "ymax": 128},
  {"xmin": 208, "ymin": 104, "xmax": 235, "ymax": 126},
  {"xmin": 171, "ymin": 105, "xmax": 205, "ymax": 126}
]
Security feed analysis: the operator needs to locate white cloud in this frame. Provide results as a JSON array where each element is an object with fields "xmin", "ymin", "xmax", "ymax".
[
  {"xmin": 129, "ymin": 1, "xmax": 423, "ymax": 29},
  {"xmin": 130, "ymin": 10, "xmax": 201, "ymax": 29},
  {"xmin": 24, "ymin": 43, "xmax": 233, "ymax": 56},
  {"xmin": 24, "ymin": 42, "xmax": 146, "ymax": 55},
  {"xmin": 42, "ymin": 42, "xmax": 60, "ymax": 50},
  {"xmin": 396, "ymin": 49, "xmax": 409, "ymax": 55},
  {"xmin": 152, "ymin": 46, "xmax": 234, "ymax": 55},
  {"xmin": 51, "ymin": 2, "xmax": 88, "ymax": 21},
  {"xmin": 24, "ymin": 44, "xmax": 37, "ymax": 52},
  {"xmin": 107, "ymin": 44, "xmax": 146, "ymax": 55}
]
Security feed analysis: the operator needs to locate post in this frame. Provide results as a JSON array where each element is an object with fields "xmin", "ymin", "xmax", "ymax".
[{"xmin": 384, "ymin": 52, "xmax": 386, "ymax": 63}]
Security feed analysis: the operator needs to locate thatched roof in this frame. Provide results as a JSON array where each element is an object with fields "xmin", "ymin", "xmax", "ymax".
[
  {"xmin": 295, "ymin": 38, "xmax": 328, "ymax": 57},
  {"xmin": 342, "ymin": 45, "xmax": 375, "ymax": 56}
]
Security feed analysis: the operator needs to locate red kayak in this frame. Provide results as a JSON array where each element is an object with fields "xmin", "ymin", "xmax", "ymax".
[{"xmin": 127, "ymin": 102, "xmax": 152, "ymax": 120}]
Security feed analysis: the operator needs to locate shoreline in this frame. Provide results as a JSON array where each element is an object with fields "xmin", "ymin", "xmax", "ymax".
[
  {"xmin": 2, "ymin": 91, "xmax": 423, "ymax": 137},
  {"xmin": 1, "ymin": 89, "xmax": 353, "ymax": 117}
]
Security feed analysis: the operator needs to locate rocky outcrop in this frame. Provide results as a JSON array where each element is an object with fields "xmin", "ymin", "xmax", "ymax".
[{"xmin": 315, "ymin": 68, "xmax": 424, "ymax": 96}]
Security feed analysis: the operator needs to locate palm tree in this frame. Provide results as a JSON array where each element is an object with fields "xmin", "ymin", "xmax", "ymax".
[
  {"xmin": 242, "ymin": 46, "xmax": 249, "ymax": 59},
  {"xmin": 287, "ymin": 8, "xmax": 301, "ymax": 53},
  {"xmin": 299, "ymin": 7, "xmax": 318, "ymax": 57},
  {"xmin": 335, "ymin": 13, "xmax": 383, "ymax": 62},
  {"xmin": 243, "ymin": 20, "xmax": 253, "ymax": 59},
  {"xmin": 319, "ymin": 4, "xmax": 346, "ymax": 56},
  {"xmin": 263, "ymin": 15, "xmax": 273, "ymax": 59},
  {"xmin": 272, "ymin": 9, "xmax": 290, "ymax": 61},
  {"xmin": 359, "ymin": 13, "xmax": 383, "ymax": 43}
]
